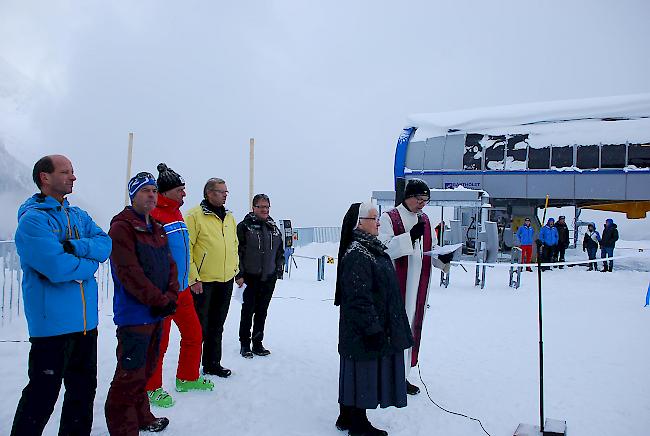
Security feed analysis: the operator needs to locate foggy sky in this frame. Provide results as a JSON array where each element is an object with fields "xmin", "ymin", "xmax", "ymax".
[{"xmin": 1, "ymin": 0, "xmax": 649, "ymax": 229}]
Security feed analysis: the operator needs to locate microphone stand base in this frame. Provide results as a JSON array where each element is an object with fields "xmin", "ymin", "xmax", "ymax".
[{"xmin": 514, "ymin": 419, "xmax": 566, "ymax": 436}]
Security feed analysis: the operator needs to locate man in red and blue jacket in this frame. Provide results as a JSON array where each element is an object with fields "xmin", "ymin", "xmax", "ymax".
[
  {"xmin": 145, "ymin": 163, "xmax": 213, "ymax": 408},
  {"xmin": 105, "ymin": 172, "xmax": 179, "ymax": 435},
  {"xmin": 516, "ymin": 217, "xmax": 535, "ymax": 272}
]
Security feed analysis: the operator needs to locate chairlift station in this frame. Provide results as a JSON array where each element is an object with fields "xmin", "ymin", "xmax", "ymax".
[{"xmin": 393, "ymin": 93, "xmax": 650, "ymax": 220}]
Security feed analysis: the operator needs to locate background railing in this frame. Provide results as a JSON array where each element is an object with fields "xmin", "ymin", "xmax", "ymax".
[
  {"xmin": 1, "ymin": 240, "xmax": 114, "ymax": 327},
  {"xmin": 1, "ymin": 228, "xmax": 344, "ymax": 326},
  {"xmin": 293, "ymin": 227, "xmax": 341, "ymax": 247},
  {"xmin": 1, "ymin": 240, "xmax": 22, "ymax": 326}
]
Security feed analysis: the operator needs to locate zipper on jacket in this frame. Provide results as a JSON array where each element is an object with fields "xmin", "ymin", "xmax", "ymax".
[
  {"xmin": 222, "ymin": 218, "xmax": 227, "ymax": 277},
  {"xmin": 204, "ymin": 207, "xmax": 233, "ymax": 280},
  {"xmin": 79, "ymin": 282, "xmax": 87, "ymax": 335},
  {"xmin": 64, "ymin": 208, "xmax": 73, "ymax": 239},
  {"xmin": 72, "ymin": 222, "xmax": 87, "ymax": 335},
  {"xmin": 182, "ymin": 226, "xmax": 189, "ymax": 288}
]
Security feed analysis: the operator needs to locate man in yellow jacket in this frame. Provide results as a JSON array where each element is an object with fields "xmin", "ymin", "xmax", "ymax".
[{"xmin": 186, "ymin": 177, "xmax": 239, "ymax": 378}]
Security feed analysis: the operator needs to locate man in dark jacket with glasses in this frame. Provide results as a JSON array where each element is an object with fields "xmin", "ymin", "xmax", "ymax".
[{"xmin": 235, "ymin": 194, "xmax": 284, "ymax": 358}]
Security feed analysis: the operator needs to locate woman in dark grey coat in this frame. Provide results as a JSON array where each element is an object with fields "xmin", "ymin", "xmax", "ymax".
[{"xmin": 335, "ymin": 202, "xmax": 414, "ymax": 436}]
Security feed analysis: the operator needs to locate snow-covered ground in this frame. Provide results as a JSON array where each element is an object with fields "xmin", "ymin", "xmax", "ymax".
[{"xmin": 1, "ymin": 242, "xmax": 649, "ymax": 436}]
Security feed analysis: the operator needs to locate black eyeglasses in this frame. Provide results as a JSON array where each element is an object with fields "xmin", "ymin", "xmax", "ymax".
[
  {"xmin": 254, "ymin": 205, "xmax": 270, "ymax": 210},
  {"xmin": 415, "ymin": 195, "xmax": 430, "ymax": 204},
  {"xmin": 359, "ymin": 217, "xmax": 380, "ymax": 223}
]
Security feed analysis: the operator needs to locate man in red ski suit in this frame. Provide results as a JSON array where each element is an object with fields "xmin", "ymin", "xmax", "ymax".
[{"xmin": 145, "ymin": 163, "xmax": 213, "ymax": 408}]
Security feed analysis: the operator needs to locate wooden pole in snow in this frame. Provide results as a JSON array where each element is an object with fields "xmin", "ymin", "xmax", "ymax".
[
  {"xmin": 125, "ymin": 133, "xmax": 134, "ymax": 206},
  {"xmin": 249, "ymin": 138, "xmax": 255, "ymax": 210}
]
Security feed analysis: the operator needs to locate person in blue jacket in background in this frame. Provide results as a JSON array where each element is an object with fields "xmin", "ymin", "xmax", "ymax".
[
  {"xmin": 11, "ymin": 155, "xmax": 111, "ymax": 436},
  {"xmin": 538, "ymin": 218, "xmax": 558, "ymax": 271},
  {"xmin": 516, "ymin": 217, "xmax": 535, "ymax": 272}
]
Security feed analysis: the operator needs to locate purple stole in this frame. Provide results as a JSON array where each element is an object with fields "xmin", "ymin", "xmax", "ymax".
[{"xmin": 387, "ymin": 208, "xmax": 432, "ymax": 367}]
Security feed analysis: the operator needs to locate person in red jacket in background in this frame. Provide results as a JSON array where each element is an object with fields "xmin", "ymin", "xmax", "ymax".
[{"xmin": 145, "ymin": 164, "xmax": 214, "ymax": 409}]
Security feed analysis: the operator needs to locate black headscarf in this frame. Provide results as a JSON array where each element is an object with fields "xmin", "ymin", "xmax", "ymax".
[{"xmin": 334, "ymin": 203, "xmax": 361, "ymax": 306}]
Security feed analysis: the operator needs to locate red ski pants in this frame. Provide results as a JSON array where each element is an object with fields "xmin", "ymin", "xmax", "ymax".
[
  {"xmin": 521, "ymin": 244, "xmax": 533, "ymax": 266},
  {"xmin": 145, "ymin": 289, "xmax": 203, "ymax": 391}
]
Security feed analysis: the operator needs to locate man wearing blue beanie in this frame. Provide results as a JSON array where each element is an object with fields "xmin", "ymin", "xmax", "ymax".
[{"xmin": 105, "ymin": 171, "xmax": 180, "ymax": 434}]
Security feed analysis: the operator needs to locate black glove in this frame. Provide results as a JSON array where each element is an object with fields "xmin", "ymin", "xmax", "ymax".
[
  {"xmin": 150, "ymin": 300, "xmax": 177, "ymax": 318},
  {"xmin": 62, "ymin": 240, "xmax": 75, "ymax": 255},
  {"xmin": 438, "ymin": 252, "xmax": 454, "ymax": 264},
  {"xmin": 410, "ymin": 220, "xmax": 425, "ymax": 243},
  {"xmin": 535, "ymin": 239, "xmax": 543, "ymax": 249},
  {"xmin": 363, "ymin": 331, "xmax": 385, "ymax": 352}
]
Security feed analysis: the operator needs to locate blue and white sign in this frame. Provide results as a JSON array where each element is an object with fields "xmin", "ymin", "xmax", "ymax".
[{"xmin": 444, "ymin": 181, "xmax": 482, "ymax": 190}]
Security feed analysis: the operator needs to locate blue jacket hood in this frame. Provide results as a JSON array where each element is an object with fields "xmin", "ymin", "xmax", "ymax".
[{"xmin": 18, "ymin": 194, "xmax": 70, "ymax": 220}]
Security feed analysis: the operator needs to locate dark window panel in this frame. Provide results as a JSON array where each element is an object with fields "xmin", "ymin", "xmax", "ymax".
[
  {"xmin": 576, "ymin": 144, "xmax": 599, "ymax": 169},
  {"xmin": 464, "ymin": 133, "xmax": 483, "ymax": 170},
  {"xmin": 484, "ymin": 135, "xmax": 506, "ymax": 170},
  {"xmin": 601, "ymin": 143, "xmax": 626, "ymax": 168},
  {"xmin": 627, "ymin": 143, "xmax": 650, "ymax": 168},
  {"xmin": 506, "ymin": 134, "xmax": 528, "ymax": 169},
  {"xmin": 551, "ymin": 145, "xmax": 573, "ymax": 168},
  {"xmin": 528, "ymin": 147, "xmax": 550, "ymax": 169}
]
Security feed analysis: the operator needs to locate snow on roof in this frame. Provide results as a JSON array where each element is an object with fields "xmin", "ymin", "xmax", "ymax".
[
  {"xmin": 515, "ymin": 118, "xmax": 650, "ymax": 148},
  {"xmin": 407, "ymin": 93, "xmax": 650, "ymax": 137}
]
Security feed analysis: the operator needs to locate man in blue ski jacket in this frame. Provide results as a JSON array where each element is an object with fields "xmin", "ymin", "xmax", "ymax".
[
  {"xmin": 11, "ymin": 155, "xmax": 112, "ymax": 436},
  {"xmin": 538, "ymin": 218, "xmax": 558, "ymax": 271},
  {"xmin": 516, "ymin": 217, "xmax": 535, "ymax": 271}
]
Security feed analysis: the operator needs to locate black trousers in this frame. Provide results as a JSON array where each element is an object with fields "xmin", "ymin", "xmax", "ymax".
[
  {"xmin": 239, "ymin": 275, "xmax": 276, "ymax": 344},
  {"xmin": 541, "ymin": 245, "xmax": 555, "ymax": 271},
  {"xmin": 105, "ymin": 322, "xmax": 162, "ymax": 436},
  {"xmin": 11, "ymin": 329, "xmax": 98, "ymax": 436},
  {"xmin": 193, "ymin": 279, "xmax": 233, "ymax": 368}
]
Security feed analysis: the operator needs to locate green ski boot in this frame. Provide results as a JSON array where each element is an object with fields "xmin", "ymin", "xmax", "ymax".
[
  {"xmin": 175, "ymin": 376, "xmax": 215, "ymax": 392},
  {"xmin": 147, "ymin": 388, "xmax": 174, "ymax": 408}
]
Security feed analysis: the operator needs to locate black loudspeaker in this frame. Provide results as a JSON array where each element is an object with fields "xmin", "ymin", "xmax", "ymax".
[{"xmin": 282, "ymin": 220, "xmax": 293, "ymax": 248}]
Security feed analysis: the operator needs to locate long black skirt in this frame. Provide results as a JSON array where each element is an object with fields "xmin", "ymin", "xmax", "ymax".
[{"xmin": 338, "ymin": 352, "xmax": 407, "ymax": 409}]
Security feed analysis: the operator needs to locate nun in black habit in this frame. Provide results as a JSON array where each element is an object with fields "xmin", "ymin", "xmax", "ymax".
[{"xmin": 334, "ymin": 202, "xmax": 414, "ymax": 436}]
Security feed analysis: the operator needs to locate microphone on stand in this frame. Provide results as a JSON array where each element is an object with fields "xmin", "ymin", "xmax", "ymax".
[{"xmin": 410, "ymin": 211, "xmax": 426, "ymax": 244}]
